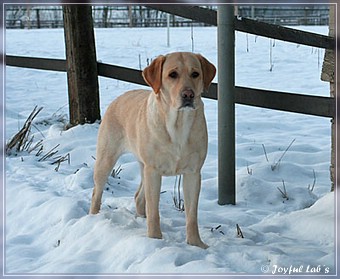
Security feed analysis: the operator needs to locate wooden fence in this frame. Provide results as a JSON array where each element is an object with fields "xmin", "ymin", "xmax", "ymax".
[
  {"xmin": 5, "ymin": 55, "xmax": 334, "ymax": 118},
  {"xmin": 5, "ymin": 5, "xmax": 209, "ymax": 29},
  {"xmin": 6, "ymin": 5, "xmax": 329, "ymax": 29},
  {"xmin": 147, "ymin": 5, "xmax": 334, "ymax": 49},
  {"xmin": 6, "ymin": 5, "xmax": 335, "ymax": 119},
  {"xmin": 236, "ymin": 5, "xmax": 329, "ymax": 25}
]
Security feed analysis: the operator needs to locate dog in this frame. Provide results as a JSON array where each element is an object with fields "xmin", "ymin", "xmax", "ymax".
[{"xmin": 90, "ymin": 52, "xmax": 216, "ymax": 249}]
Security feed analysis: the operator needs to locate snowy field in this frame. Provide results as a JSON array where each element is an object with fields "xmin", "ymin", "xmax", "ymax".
[{"xmin": 5, "ymin": 26, "xmax": 335, "ymax": 275}]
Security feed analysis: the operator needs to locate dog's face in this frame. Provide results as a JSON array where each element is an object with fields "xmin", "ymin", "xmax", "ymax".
[{"xmin": 143, "ymin": 52, "xmax": 216, "ymax": 110}]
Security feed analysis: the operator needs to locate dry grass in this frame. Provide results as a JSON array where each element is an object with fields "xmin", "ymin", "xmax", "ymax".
[
  {"xmin": 6, "ymin": 106, "xmax": 43, "ymax": 154},
  {"xmin": 271, "ymin": 138, "xmax": 296, "ymax": 171},
  {"xmin": 6, "ymin": 106, "xmax": 70, "ymax": 171},
  {"xmin": 236, "ymin": 224, "xmax": 244, "ymax": 238}
]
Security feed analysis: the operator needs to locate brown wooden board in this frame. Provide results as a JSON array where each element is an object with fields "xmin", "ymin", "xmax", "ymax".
[
  {"xmin": 146, "ymin": 5, "xmax": 334, "ymax": 50},
  {"xmin": 5, "ymin": 55, "xmax": 335, "ymax": 118},
  {"xmin": 6, "ymin": 55, "xmax": 66, "ymax": 71}
]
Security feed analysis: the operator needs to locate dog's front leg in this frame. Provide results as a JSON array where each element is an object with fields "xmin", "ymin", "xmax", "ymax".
[
  {"xmin": 144, "ymin": 166, "xmax": 162, "ymax": 239},
  {"xmin": 183, "ymin": 172, "xmax": 208, "ymax": 249}
]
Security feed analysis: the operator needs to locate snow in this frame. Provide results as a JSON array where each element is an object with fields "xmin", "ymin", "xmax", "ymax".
[{"xmin": 4, "ymin": 26, "xmax": 335, "ymax": 275}]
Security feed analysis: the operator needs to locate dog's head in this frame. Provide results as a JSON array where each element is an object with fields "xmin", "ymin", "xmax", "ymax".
[{"xmin": 142, "ymin": 52, "xmax": 216, "ymax": 110}]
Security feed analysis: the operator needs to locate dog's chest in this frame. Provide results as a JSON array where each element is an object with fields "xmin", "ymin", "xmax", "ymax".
[
  {"xmin": 166, "ymin": 108, "xmax": 195, "ymax": 148},
  {"xmin": 155, "ymin": 109, "xmax": 205, "ymax": 175}
]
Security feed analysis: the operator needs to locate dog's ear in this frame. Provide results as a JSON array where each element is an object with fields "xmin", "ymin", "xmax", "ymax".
[
  {"xmin": 196, "ymin": 54, "xmax": 216, "ymax": 92},
  {"xmin": 142, "ymin": 55, "xmax": 166, "ymax": 94}
]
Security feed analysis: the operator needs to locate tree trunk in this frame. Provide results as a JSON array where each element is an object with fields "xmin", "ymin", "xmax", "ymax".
[{"xmin": 63, "ymin": 5, "xmax": 101, "ymax": 127}]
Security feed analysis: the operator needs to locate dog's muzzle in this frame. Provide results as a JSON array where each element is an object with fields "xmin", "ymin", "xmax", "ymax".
[{"xmin": 180, "ymin": 89, "xmax": 195, "ymax": 109}]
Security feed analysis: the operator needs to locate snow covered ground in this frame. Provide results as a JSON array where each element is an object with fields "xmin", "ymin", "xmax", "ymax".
[{"xmin": 5, "ymin": 26, "xmax": 335, "ymax": 275}]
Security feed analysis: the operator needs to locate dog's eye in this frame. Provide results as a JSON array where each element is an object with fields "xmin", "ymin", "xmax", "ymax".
[
  {"xmin": 169, "ymin": 71, "xmax": 178, "ymax": 79},
  {"xmin": 191, "ymin": 72, "xmax": 199, "ymax": 78}
]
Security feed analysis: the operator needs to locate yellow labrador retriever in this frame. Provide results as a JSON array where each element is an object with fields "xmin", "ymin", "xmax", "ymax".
[{"xmin": 90, "ymin": 52, "xmax": 216, "ymax": 249}]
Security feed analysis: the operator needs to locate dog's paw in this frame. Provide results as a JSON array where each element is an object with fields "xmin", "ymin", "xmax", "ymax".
[
  {"xmin": 148, "ymin": 229, "xmax": 163, "ymax": 239},
  {"xmin": 89, "ymin": 206, "xmax": 100, "ymax": 215},
  {"xmin": 135, "ymin": 207, "xmax": 146, "ymax": 218},
  {"xmin": 187, "ymin": 239, "xmax": 209, "ymax": 249},
  {"xmin": 136, "ymin": 212, "xmax": 146, "ymax": 218}
]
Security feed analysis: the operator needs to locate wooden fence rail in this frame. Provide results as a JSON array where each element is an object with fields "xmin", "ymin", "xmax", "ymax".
[
  {"xmin": 6, "ymin": 55, "xmax": 335, "ymax": 118},
  {"xmin": 147, "ymin": 5, "xmax": 335, "ymax": 50}
]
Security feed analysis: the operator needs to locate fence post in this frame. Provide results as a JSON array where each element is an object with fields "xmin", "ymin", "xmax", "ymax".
[
  {"xmin": 26, "ymin": 6, "xmax": 31, "ymax": 29},
  {"xmin": 62, "ymin": 5, "xmax": 101, "ymax": 127},
  {"xmin": 36, "ymin": 9, "xmax": 40, "ymax": 29},
  {"xmin": 217, "ymin": 5, "xmax": 236, "ymax": 205},
  {"xmin": 321, "ymin": 5, "xmax": 335, "ymax": 191},
  {"xmin": 251, "ymin": 6, "xmax": 255, "ymax": 19},
  {"xmin": 167, "ymin": 13, "xmax": 170, "ymax": 47}
]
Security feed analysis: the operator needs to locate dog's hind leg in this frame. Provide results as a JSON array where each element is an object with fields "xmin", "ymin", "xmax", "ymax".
[{"xmin": 134, "ymin": 162, "xmax": 146, "ymax": 217}]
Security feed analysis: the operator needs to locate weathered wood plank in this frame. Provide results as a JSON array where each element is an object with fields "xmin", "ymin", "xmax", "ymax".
[
  {"xmin": 235, "ymin": 16, "xmax": 335, "ymax": 49},
  {"xmin": 146, "ymin": 5, "xmax": 335, "ymax": 49},
  {"xmin": 234, "ymin": 86, "xmax": 335, "ymax": 118},
  {"xmin": 97, "ymin": 62, "xmax": 147, "ymax": 86},
  {"xmin": 6, "ymin": 55, "xmax": 66, "ymax": 71},
  {"xmin": 5, "ymin": 55, "xmax": 335, "ymax": 118},
  {"xmin": 146, "ymin": 5, "xmax": 217, "ymax": 26},
  {"xmin": 96, "ymin": 64, "xmax": 334, "ymax": 118}
]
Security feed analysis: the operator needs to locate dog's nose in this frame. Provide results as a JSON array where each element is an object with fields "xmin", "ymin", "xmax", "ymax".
[
  {"xmin": 181, "ymin": 89, "xmax": 195, "ymax": 109},
  {"xmin": 181, "ymin": 89, "xmax": 195, "ymax": 100}
]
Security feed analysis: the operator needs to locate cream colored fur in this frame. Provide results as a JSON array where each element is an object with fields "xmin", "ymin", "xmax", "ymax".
[{"xmin": 90, "ymin": 52, "xmax": 216, "ymax": 249}]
